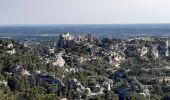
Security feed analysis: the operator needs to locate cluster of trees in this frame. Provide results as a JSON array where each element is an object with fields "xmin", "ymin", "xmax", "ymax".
[
  {"xmin": 1, "ymin": 37, "xmax": 170, "ymax": 100},
  {"xmin": 0, "ymin": 40, "xmax": 63, "ymax": 100}
]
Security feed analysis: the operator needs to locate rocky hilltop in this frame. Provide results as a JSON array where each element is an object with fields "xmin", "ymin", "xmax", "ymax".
[{"xmin": 1, "ymin": 34, "xmax": 170, "ymax": 100}]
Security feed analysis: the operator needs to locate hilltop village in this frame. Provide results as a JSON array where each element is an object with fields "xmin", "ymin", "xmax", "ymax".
[{"xmin": 0, "ymin": 33, "xmax": 170, "ymax": 100}]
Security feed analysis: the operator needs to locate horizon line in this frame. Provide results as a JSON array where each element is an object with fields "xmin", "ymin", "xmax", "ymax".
[{"xmin": 1, "ymin": 23, "xmax": 170, "ymax": 26}]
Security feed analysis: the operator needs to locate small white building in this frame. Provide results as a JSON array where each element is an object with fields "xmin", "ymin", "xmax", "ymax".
[{"xmin": 61, "ymin": 33, "xmax": 74, "ymax": 41}]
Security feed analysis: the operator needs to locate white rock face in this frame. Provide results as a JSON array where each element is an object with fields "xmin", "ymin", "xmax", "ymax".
[
  {"xmin": 6, "ymin": 43, "xmax": 16, "ymax": 55},
  {"xmin": 6, "ymin": 49, "xmax": 16, "ymax": 55},
  {"xmin": 21, "ymin": 69, "xmax": 31, "ymax": 76},
  {"xmin": 34, "ymin": 70, "xmax": 41, "ymax": 74},
  {"xmin": 165, "ymin": 40, "xmax": 169, "ymax": 56},
  {"xmin": 166, "ymin": 50, "xmax": 169, "ymax": 56},
  {"xmin": 113, "ymin": 52, "xmax": 125, "ymax": 62},
  {"xmin": 0, "ymin": 80, "xmax": 7, "ymax": 86},
  {"xmin": 52, "ymin": 53, "xmax": 65, "ymax": 67},
  {"xmin": 69, "ymin": 68, "xmax": 78, "ymax": 73},
  {"xmin": 79, "ymin": 57, "xmax": 87, "ymax": 64},
  {"xmin": 115, "ymin": 63, "xmax": 120, "ymax": 68},
  {"xmin": 108, "ymin": 84, "xmax": 111, "ymax": 91},
  {"xmin": 152, "ymin": 47, "xmax": 159, "ymax": 58},
  {"xmin": 166, "ymin": 40, "xmax": 169, "ymax": 48},
  {"xmin": 7, "ymin": 43, "xmax": 13, "ymax": 48},
  {"xmin": 61, "ymin": 98, "xmax": 67, "ymax": 100},
  {"xmin": 109, "ymin": 51, "xmax": 125, "ymax": 68},
  {"xmin": 140, "ymin": 46, "xmax": 148, "ymax": 57}
]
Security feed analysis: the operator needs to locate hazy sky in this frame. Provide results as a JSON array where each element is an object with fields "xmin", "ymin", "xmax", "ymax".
[{"xmin": 1, "ymin": 0, "xmax": 170, "ymax": 24}]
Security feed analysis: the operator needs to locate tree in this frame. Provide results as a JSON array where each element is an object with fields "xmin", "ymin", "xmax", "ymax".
[{"xmin": 103, "ymin": 90, "xmax": 119, "ymax": 100}]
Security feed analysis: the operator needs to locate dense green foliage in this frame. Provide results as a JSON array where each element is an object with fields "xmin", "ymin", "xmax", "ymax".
[{"xmin": 1, "ymin": 37, "xmax": 170, "ymax": 100}]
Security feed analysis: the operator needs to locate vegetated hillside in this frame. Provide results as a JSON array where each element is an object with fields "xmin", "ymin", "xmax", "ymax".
[
  {"xmin": 0, "ymin": 40, "xmax": 45, "ymax": 72},
  {"xmin": 1, "ymin": 35, "xmax": 170, "ymax": 100},
  {"xmin": 0, "ymin": 40, "xmax": 62, "ymax": 100}
]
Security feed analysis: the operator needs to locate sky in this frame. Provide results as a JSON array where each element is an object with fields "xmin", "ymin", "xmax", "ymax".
[{"xmin": 1, "ymin": 0, "xmax": 170, "ymax": 24}]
